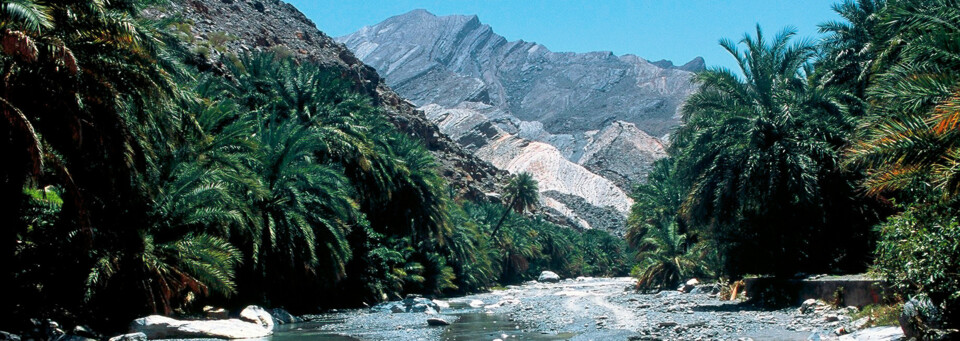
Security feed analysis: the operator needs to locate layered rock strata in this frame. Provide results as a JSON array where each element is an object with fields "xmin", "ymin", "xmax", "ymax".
[{"xmin": 339, "ymin": 10, "xmax": 700, "ymax": 232}]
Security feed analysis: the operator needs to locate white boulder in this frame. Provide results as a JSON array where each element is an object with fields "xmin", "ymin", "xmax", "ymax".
[
  {"xmin": 239, "ymin": 305, "xmax": 274, "ymax": 331},
  {"xmin": 130, "ymin": 315, "xmax": 272, "ymax": 339},
  {"xmin": 538, "ymin": 271, "xmax": 560, "ymax": 283}
]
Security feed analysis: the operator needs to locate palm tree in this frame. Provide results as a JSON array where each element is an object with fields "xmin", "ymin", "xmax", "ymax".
[
  {"xmin": 1, "ymin": 0, "xmax": 188, "ymax": 324},
  {"xmin": 626, "ymin": 158, "xmax": 685, "ymax": 248},
  {"xmin": 847, "ymin": 0, "xmax": 960, "ymax": 197},
  {"xmin": 490, "ymin": 172, "xmax": 539, "ymax": 239},
  {"xmin": 672, "ymin": 25, "xmax": 854, "ymax": 277},
  {"xmin": 627, "ymin": 158, "xmax": 713, "ymax": 290},
  {"xmin": 816, "ymin": 0, "xmax": 889, "ymax": 114},
  {"xmin": 632, "ymin": 221, "xmax": 712, "ymax": 292},
  {"xmin": 246, "ymin": 116, "xmax": 358, "ymax": 307}
]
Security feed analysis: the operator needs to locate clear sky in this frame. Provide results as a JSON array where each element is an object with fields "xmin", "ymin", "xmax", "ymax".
[{"xmin": 285, "ymin": 0, "xmax": 842, "ymax": 72}]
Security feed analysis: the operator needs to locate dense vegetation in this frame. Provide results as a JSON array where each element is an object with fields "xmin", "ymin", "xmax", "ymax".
[
  {"xmin": 0, "ymin": 0, "xmax": 629, "ymax": 333},
  {"xmin": 626, "ymin": 0, "xmax": 960, "ymax": 329}
]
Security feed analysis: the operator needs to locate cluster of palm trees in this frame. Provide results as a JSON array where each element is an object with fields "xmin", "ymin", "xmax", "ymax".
[
  {"xmin": 626, "ymin": 0, "xmax": 960, "ymax": 320},
  {"xmin": 1, "ymin": 0, "xmax": 631, "ymax": 332}
]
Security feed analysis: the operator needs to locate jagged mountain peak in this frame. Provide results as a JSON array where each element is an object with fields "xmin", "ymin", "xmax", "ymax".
[
  {"xmin": 339, "ymin": 13, "xmax": 698, "ymax": 137},
  {"xmin": 645, "ymin": 56, "xmax": 706, "ymax": 72},
  {"xmin": 340, "ymin": 9, "xmax": 700, "ymax": 233}
]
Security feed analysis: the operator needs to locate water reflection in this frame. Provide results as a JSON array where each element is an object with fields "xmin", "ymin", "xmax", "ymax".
[
  {"xmin": 266, "ymin": 312, "xmax": 577, "ymax": 341},
  {"xmin": 440, "ymin": 312, "xmax": 575, "ymax": 341}
]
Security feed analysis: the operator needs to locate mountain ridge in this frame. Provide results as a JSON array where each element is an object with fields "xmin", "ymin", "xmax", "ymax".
[
  {"xmin": 339, "ymin": 9, "xmax": 701, "ymax": 137},
  {"xmin": 338, "ymin": 9, "xmax": 700, "ymax": 233}
]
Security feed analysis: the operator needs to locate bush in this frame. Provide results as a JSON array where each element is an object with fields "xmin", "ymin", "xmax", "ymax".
[{"xmin": 874, "ymin": 199, "xmax": 960, "ymax": 327}]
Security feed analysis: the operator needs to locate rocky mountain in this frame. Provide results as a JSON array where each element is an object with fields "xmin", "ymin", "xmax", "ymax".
[
  {"xmin": 339, "ymin": 9, "xmax": 700, "ymax": 138},
  {"xmin": 153, "ymin": 0, "xmax": 508, "ymax": 202},
  {"xmin": 422, "ymin": 102, "xmax": 631, "ymax": 231},
  {"xmin": 338, "ymin": 10, "xmax": 699, "ymax": 234}
]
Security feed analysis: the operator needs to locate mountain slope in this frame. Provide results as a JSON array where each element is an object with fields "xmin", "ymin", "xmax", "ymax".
[
  {"xmin": 338, "ymin": 10, "xmax": 700, "ymax": 233},
  {"xmin": 154, "ymin": 0, "xmax": 507, "ymax": 202}
]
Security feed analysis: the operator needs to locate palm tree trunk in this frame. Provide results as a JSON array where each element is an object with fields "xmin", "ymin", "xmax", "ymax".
[{"xmin": 490, "ymin": 197, "xmax": 518, "ymax": 240}]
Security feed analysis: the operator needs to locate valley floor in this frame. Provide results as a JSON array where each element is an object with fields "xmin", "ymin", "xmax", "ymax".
[{"xmin": 285, "ymin": 277, "xmax": 896, "ymax": 340}]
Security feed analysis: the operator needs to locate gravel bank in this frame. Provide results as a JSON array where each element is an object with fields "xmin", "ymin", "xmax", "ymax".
[{"xmin": 292, "ymin": 277, "xmax": 900, "ymax": 340}]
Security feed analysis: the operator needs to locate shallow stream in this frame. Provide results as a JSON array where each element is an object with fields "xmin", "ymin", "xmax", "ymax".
[{"xmin": 269, "ymin": 312, "xmax": 575, "ymax": 340}]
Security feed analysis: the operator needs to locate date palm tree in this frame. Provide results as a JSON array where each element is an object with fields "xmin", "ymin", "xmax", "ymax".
[
  {"xmin": 817, "ymin": 0, "xmax": 889, "ymax": 114},
  {"xmin": 490, "ymin": 172, "xmax": 539, "ymax": 239},
  {"xmin": 627, "ymin": 158, "xmax": 714, "ymax": 290},
  {"xmin": 247, "ymin": 117, "xmax": 357, "ymax": 307},
  {"xmin": 672, "ymin": 25, "xmax": 854, "ymax": 277},
  {"xmin": 847, "ymin": 0, "xmax": 960, "ymax": 197}
]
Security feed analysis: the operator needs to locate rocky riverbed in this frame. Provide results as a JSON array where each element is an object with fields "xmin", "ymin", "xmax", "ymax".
[{"xmin": 291, "ymin": 277, "xmax": 902, "ymax": 340}]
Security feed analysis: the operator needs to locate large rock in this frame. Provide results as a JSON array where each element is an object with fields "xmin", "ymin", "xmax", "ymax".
[
  {"xmin": 203, "ymin": 305, "xmax": 228, "ymax": 320},
  {"xmin": 107, "ymin": 333, "xmax": 146, "ymax": 341},
  {"xmin": 269, "ymin": 308, "xmax": 300, "ymax": 325},
  {"xmin": 374, "ymin": 295, "xmax": 443, "ymax": 314},
  {"xmin": 0, "ymin": 332, "xmax": 19, "ymax": 341},
  {"xmin": 239, "ymin": 305, "xmax": 275, "ymax": 331},
  {"xmin": 538, "ymin": 271, "xmax": 561, "ymax": 283},
  {"xmin": 678, "ymin": 278, "xmax": 699, "ymax": 293},
  {"xmin": 799, "ymin": 299, "xmax": 827, "ymax": 314},
  {"xmin": 130, "ymin": 315, "xmax": 272, "ymax": 339},
  {"xmin": 403, "ymin": 294, "xmax": 441, "ymax": 313},
  {"xmin": 900, "ymin": 296, "xmax": 941, "ymax": 339},
  {"xmin": 427, "ymin": 318, "xmax": 451, "ymax": 326},
  {"xmin": 448, "ymin": 299, "xmax": 485, "ymax": 309}
]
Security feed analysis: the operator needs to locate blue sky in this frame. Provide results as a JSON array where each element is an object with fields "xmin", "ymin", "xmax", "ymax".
[{"xmin": 286, "ymin": 0, "xmax": 842, "ymax": 72}]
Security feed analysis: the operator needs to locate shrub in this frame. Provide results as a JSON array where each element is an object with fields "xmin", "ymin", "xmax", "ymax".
[{"xmin": 874, "ymin": 199, "xmax": 960, "ymax": 327}]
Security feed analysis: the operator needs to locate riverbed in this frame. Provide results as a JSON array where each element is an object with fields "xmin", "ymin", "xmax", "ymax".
[{"xmin": 273, "ymin": 277, "xmax": 880, "ymax": 340}]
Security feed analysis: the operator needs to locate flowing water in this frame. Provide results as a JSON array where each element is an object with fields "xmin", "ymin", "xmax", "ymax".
[{"xmin": 266, "ymin": 312, "xmax": 576, "ymax": 340}]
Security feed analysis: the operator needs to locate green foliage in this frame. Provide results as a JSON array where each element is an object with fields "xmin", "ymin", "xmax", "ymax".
[
  {"xmin": 206, "ymin": 31, "xmax": 235, "ymax": 49},
  {"xmin": 838, "ymin": 0, "xmax": 960, "ymax": 328},
  {"xmin": 630, "ymin": 222, "xmax": 715, "ymax": 292},
  {"xmin": 874, "ymin": 199, "xmax": 960, "ymax": 323},
  {"xmin": 491, "ymin": 172, "xmax": 539, "ymax": 239},
  {"xmin": 464, "ymin": 202, "xmax": 631, "ymax": 284},
  {"xmin": 853, "ymin": 304, "xmax": 902, "ymax": 327},
  {"xmin": 846, "ymin": 0, "xmax": 960, "ymax": 198},
  {"xmin": 669, "ymin": 25, "xmax": 881, "ymax": 278},
  {"xmin": 626, "ymin": 159, "xmax": 716, "ymax": 290}
]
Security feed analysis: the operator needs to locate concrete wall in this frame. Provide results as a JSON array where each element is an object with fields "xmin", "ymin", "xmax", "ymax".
[{"xmin": 744, "ymin": 276, "xmax": 888, "ymax": 307}]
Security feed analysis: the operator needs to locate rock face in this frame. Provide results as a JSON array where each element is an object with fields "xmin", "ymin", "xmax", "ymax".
[
  {"xmin": 338, "ymin": 10, "xmax": 699, "ymax": 231},
  {"xmin": 423, "ymin": 103, "xmax": 631, "ymax": 232},
  {"xmin": 154, "ymin": 0, "xmax": 507, "ymax": 203}
]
